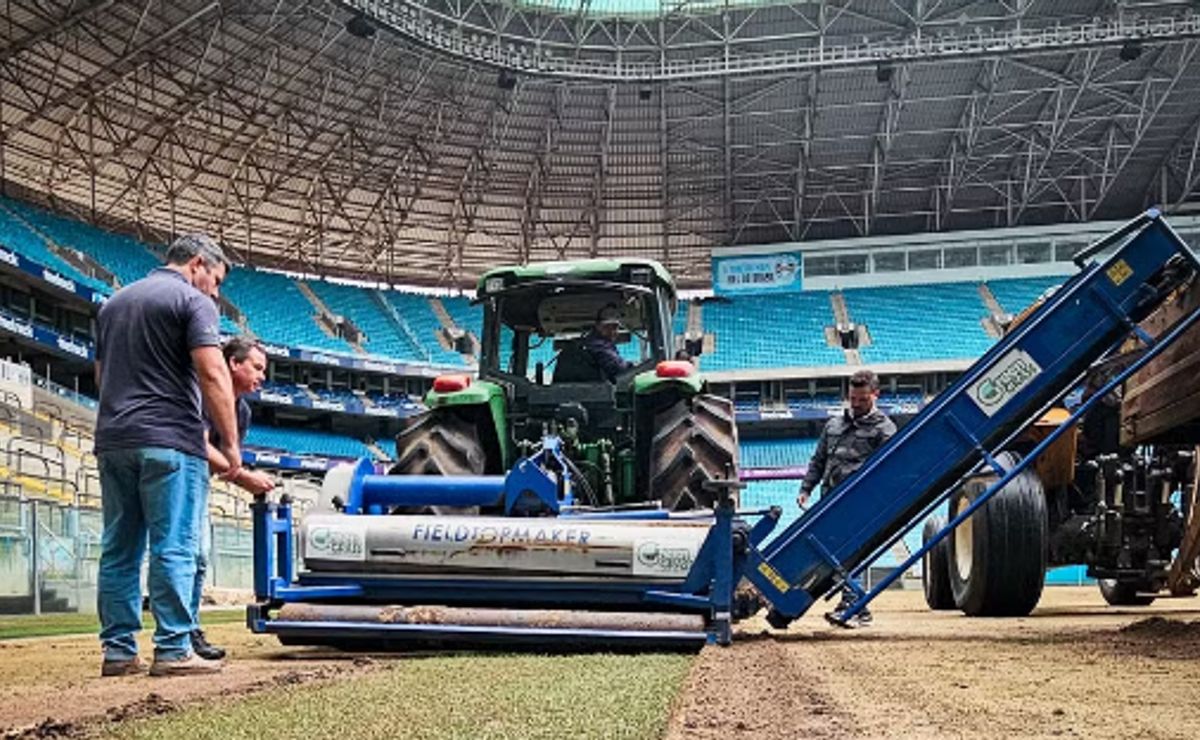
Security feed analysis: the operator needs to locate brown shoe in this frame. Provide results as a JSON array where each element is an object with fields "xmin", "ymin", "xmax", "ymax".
[
  {"xmin": 101, "ymin": 657, "xmax": 148, "ymax": 677},
  {"xmin": 149, "ymin": 652, "xmax": 223, "ymax": 677}
]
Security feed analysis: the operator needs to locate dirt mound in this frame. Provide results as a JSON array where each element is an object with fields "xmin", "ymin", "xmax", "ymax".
[
  {"xmin": 104, "ymin": 693, "xmax": 177, "ymax": 723},
  {"xmin": 1118, "ymin": 616, "xmax": 1200, "ymax": 637},
  {"xmin": 1113, "ymin": 616, "xmax": 1200, "ymax": 659},
  {"xmin": 1, "ymin": 718, "xmax": 81, "ymax": 740}
]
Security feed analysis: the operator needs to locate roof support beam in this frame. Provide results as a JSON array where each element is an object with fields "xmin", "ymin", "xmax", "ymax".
[
  {"xmin": 1086, "ymin": 40, "xmax": 1200, "ymax": 218},
  {"xmin": 0, "ymin": 0, "xmax": 116, "ymax": 65},
  {"xmin": 929, "ymin": 58, "xmax": 1001, "ymax": 231},
  {"xmin": 8, "ymin": 2, "xmax": 220, "ymax": 136},
  {"xmin": 588, "ymin": 83, "xmax": 616, "ymax": 258}
]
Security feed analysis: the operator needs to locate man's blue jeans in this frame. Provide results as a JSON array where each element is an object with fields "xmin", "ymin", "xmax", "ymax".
[
  {"xmin": 191, "ymin": 485, "xmax": 211, "ymax": 624},
  {"xmin": 97, "ymin": 447, "xmax": 206, "ymax": 661}
]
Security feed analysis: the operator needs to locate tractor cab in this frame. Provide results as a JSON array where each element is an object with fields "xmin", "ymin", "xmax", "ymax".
[
  {"xmin": 476, "ymin": 260, "xmax": 678, "ymax": 386},
  {"xmin": 474, "ymin": 261, "xmax": 680, "ymax": 448}
]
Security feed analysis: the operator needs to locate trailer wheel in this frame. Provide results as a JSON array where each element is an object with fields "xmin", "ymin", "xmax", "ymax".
[
  {"xmin": 948, "ymin": 452, "xmax": 1047, "ymax": 616},
  {"xmin": 649, "ymin": 395, "xmax": 739, "ymax": 510},
  {"xmin": 922, "ymin": 516, "xmax": 956, "ymax": 610},
  {"xmin": 391, "ymin": 411, "xmax": 486, "ymax": 513},
  {"xmin": 1098, "ymin": 579, "xmax": 1157, "ymax": 607}
]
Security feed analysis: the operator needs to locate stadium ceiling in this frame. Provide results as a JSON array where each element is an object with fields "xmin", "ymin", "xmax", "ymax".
[{"xmin": 3, "ymin": 1, "xmax": 1200, "ymax": 287}]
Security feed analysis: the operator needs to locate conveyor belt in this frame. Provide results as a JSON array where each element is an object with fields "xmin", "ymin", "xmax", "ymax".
[{"xmin": 751, "ymin": 210, "xmax": 1200, "ymax": 624}]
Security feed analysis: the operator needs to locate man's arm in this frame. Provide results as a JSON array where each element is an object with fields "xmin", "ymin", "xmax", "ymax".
[
  {"xmin": 205, "ymin": 428, "xmax": 276, "ymax": 495},
  {"xmin": 93, "ymin": 361, "xmax": 102, "ymax": 388},
  {"xmin": 193, "ymin": 345, "xmax": 241, "ymax": 481},
  {"xmin": 592, "ymin": 343, "xmax": 631, "ymax": 381},
  {"xmin": 798, "ymin": 425, "xmax": 830, "ymax": 505}
]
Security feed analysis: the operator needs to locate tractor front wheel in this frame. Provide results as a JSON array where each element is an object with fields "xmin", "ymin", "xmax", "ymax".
[{"xmin": 391, "ymin": 411, "xmax": 486, "ymax": 513}]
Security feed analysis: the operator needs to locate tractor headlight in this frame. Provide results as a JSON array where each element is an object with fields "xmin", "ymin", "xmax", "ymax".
[
  {"xmin": 630, "ymin": 267, "xmax": 652, "ymax": 284},
  {"xmin": 484, "ymin": 277, "xmax": 505, "ymax": 294}
]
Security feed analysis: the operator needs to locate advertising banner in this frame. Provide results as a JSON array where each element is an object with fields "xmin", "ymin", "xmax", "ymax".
[{"xmin": 712, "ymin": 252, "xmax": 803, "ymax": 296}]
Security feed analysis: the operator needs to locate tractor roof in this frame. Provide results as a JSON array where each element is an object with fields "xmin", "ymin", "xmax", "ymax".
[{"xmin": 477, "ymin": 259, "xmax": 676, "ymax": 296}]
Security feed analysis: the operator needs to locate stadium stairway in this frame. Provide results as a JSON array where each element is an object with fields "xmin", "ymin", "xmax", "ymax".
[
  {"xmin": 370, "ymin": 291, "xmax": 431, "ymax": 363},
  {"xmin": 828, "ymin": 292, "xmax": 863, "ymax": 365},
  {"xmin": 384, "ymin": 292, "xmax": 465, "ymax": 366},
  {"xmin": 977, "ymin": 283, "xmax": 1005, "ymax": 338},
  {"xmin": 429, "ymin": 296, "xmax": 477, "ymax": 362},
  {"xmin": 297, "ymin": 282, "xmax": 365, "ymax": 353}
]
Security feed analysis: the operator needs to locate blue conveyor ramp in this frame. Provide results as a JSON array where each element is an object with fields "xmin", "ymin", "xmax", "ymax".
[{"xmin": 747, "ymin": 210, "xmax": 1200, "ymax": 628}]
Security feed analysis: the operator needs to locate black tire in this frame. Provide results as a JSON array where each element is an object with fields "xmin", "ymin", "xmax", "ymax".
[
  {"xmin": 391, "ymin": 411, "xmax": 486, "ymax": 513},
  {"xmin": 649, "ymin": 395, "xmax": 739, "ymax": 510},
  {"xmin": 922, "ymin": 516, "xmax": 956, "ymax": 610},
  {"xmin": 1098, "ymin": 579, "xmax": 1157, "ymax": 606},
  {"xmin": 947, "ymin": 452, "xmax": 1047, "ymax": 617}
]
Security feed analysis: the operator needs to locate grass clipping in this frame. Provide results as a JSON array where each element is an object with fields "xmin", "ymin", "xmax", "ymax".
[{"xmin": 101, "ymin": 652, "xmax": 692, "ymax": 740}]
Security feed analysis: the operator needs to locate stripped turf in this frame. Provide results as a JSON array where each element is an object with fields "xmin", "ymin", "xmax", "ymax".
[{"xmin": 100, "ymin": 652, "xmax": 692, "ymax": 740}]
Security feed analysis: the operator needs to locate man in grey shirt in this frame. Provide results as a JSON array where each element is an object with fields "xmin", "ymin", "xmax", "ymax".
[
  {"xmin": 95, "ymin": 234, "xmax": 241, "ymax": 677},
  {"xmin": 797, "ymin": 369, "xmax": 896, "ymax": 627}
]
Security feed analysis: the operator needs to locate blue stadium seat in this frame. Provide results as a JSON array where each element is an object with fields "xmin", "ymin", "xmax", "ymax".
[
  {"xmin": 385, "ymin": 292, "xmax": 464, "ymax": 366},
  {"xmin": 702, "ymin": 293, "xmax": 844, "ymax": 371},
  {"xmin": 0, "ymin": 200, "xmax": 109, "ymax": 292},
  {"xmin": 986, "ymin": 276, "xmax": 1064, "ymax": 317},
  {"xmin": 221, "ymin": 270, "xmax": 354, "ymax": 354},
  {"xmin": 367, "ymin": 391, "xmax": 421, "ymax": 411},
  {"xmin": 2, "ymin": 198, "xmax": 160, "ymax": 287},
  {"xmin": 243, "ymin": 426, "xmax": 373, "ymax": 459},
  {"xmin": 843, "ymin": 282, "xmax": 993, "ymax": 363},
  {"xmin": 375, "ymin": 438, "xmax": 398, "ymax": 459},
  {"xmin": 308, "ymin": 281, "xmax": 427, "ymax": 362}
]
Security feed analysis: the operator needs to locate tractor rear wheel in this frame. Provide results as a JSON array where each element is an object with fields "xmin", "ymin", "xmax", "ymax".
[
  {"xmin": 921, "ymin": 516, "xmax": 956, "ymax": 611},
  {"xmin": 947, "ymin": 452, "xmax": 1047, "ymax": 616},
  {"xmin": 391, "ymin": 411, "xmax": 486, "ymax": 513},
  {"xmin": 649, "ymin": 395, "xmax": 739, "ymax": 510}
]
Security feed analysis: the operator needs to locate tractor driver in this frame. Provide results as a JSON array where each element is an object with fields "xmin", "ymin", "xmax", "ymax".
[
  {"xmin": 582, "ymin": 305, "xmax": 633, "ymax": 382},
  {"xmin": 797, "ymin": 369, "xmax": 897, "ymax": 627}
]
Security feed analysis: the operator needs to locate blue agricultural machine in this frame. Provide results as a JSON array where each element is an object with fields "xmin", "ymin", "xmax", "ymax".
[{"xmin": 249, "ymin": 210, "xmax": 1200, "ymax": 649}]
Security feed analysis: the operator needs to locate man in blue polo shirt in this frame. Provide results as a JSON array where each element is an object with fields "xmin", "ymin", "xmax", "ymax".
[{"xmin": 94, "ymin": 233, "xmax": 241, "ymax": 677}]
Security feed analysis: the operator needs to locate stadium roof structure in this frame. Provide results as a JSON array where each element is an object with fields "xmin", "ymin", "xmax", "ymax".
[{"xmin": 3, "ymin": 0, "xmax": 1200, "ymax": 287}]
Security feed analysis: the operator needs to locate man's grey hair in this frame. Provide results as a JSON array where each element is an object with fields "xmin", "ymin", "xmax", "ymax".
[
  {"xmin": 165, "ymin": 233, "xmax": 231, "ymax": 271},
  {"xmin": 223, "ymin": 335, "xmax": 265, "ymax": 364}
]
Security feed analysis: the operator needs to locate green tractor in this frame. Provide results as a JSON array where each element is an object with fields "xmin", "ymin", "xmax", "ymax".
[{"xmin": 392, "ymin": 259, "xmax": 738, "ymax": 510}]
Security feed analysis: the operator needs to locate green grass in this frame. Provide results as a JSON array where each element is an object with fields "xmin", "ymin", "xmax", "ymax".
[
  {"xmin": 0, "ymin": 610, "xmax": 244, "ymax": 640},
  {"xmin": 102, "ymin": 652, "xmax": 693, "ymax": 740}
]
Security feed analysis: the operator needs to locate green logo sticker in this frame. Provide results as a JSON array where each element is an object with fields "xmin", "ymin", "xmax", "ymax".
[
  {"xmin": 969, "ymin": 349, "xmax": 1043, "ymax": 417},
  {"xmin": 306, "ymin": 525, "xmax": 366, "ymax": 561}
]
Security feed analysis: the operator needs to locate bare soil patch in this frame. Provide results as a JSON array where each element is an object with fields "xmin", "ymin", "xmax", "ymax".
[
  {"xmin": 0, "ymin": 621, "xmax": 389, "ymax": 738},
  {"xmin": 667, "ymin": 587, "xmax": 1200, "ymax": 740}
]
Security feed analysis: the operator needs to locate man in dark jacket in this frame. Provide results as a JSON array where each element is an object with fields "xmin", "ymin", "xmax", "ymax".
[
  {"xmin": 582, "ymin": 305, "xmax": 632, "ymax": 382},
  {"xmin": 798, "ymin": 369, "xmax": 896, "ymax": 626}
]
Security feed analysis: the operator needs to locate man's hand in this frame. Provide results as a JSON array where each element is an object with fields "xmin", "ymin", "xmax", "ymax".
[
  {"xmin": 236, "ymin": 468, "xmax": 276, "ymax": 495},
  {"xmin": 219, "ymin": 441, "xmax": 242, "ymax": 482},
  {"xmin": 797, "ymin": 488, "xmax": 811, "ymax": 508}
]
